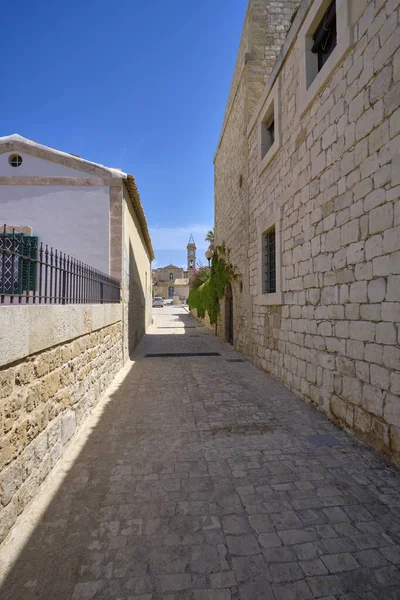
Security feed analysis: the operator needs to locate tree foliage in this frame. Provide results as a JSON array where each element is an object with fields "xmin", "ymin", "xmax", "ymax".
[
  {"xmin": 188, "ymin": 244, "xmax": 238, "ymax": 324},
  {"xmin": 205, "ymin": 228, "xmax": 215, "ymax": 251}
]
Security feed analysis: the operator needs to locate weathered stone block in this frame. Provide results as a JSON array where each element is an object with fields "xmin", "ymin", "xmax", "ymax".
[
  {"xmin": 383, "ymin": 226, "xmax": 400, "ymax": 254},
  {"xmin": 347, "ymin": 242, "xmax": 364, "ymax": 264},
  {"xmin": 362, "ymin": 384, "xmax": 384, "ymax": 417},
  {"xmin": 367, "ymin": 278, "xmax": 386, "ymax": 303},
  {"xmin": 382, "ymin": 302, "xmax": 400, "ymax": 321},
  {"xmin": 376, "ymin": 322, "xmax": 397, "ymax": 345},
  {"xmin": 386, "ymin": 275, "xmax": 400, "ymax": 301},
  {"xmin": 0, "ymin": 462, "xmax": 22, "ymax": 506},
  {"xmin": 383, "ymin": 345, "xmax": 400, "ymax": 371},
  {"xmin": 369, "ymin": 204, "xmax": 394, "ymax": 235},
  {"xmin": 360, "ymin": 304, "xmax": 381, "ymax": 321},
  {"xmin": 354, "ymin": 407, "xmax": 371, "ymax": 433},
  {"xmin": 370, "ymin": 364, "xmax": 390, "ymax": 391},
  {"xmin": 383, "ymin": 394, "xmax": 400, "ymax": 428},
  {"xmin": 365, "ymin": 343, "xmax": 383, "ymax": 364},
  {"xmin": 349, "ymin": 321, "xmax": 375, "ymax": 342},
  {"xmin": 373, "ymin": 255, "xmax": 391, "ymax": 276},
  {"xmin": 350, "ymin": 281, "xmax": 367, "ymax": 303},
  {"xmin": 342, "ymin": 376, "xmax": 362, "ymax": 405},
  {"xmin": 15, "ymin": 363, "xmax": 34, "ymax": 386},
  {"xmin": 326, "ymin": 229, "xmax": 341, "ymax": 252},
  {"xmin": 331, "ymin": 395, "xmax": 354, "ymax": 427}
]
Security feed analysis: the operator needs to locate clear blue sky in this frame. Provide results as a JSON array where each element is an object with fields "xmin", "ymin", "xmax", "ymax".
[{"xmin": 0, "ymin": 0, "xmax": 247, "ymax": 269}]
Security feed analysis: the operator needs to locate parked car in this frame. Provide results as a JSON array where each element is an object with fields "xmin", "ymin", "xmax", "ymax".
[{"xmin": 152, "ymin": 296, "xmax": 164, "ymax": 307}]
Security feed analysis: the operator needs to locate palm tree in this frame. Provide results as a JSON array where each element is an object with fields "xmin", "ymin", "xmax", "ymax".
[{"xmin": 205, "ymin": 228, "xmax": 214, "ymax": 251}]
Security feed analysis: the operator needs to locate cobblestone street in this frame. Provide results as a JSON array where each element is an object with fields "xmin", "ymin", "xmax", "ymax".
[{"xmin": 1, "ymin": 306, "xmax": 400, "ymax": 599}]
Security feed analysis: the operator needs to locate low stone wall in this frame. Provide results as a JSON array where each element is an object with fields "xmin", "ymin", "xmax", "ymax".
[
  {"xmin": 190, "ymin": 308, "xmax": 215, "ymax": 333},
  {"xmin": 0, "ymin": 312, "xmax": 122, "ymax": 543},
  {"xmin": 0, "ymin": 303, "xmax": 122, "ymax": 368}
]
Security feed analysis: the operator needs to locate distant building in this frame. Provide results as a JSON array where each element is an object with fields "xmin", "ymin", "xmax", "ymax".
[{"xmin": 153, "ymin": 236, "xmax": 196, "ymax": 301}]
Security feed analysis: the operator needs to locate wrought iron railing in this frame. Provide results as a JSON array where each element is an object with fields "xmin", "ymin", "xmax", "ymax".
[{"xmin": 1, "ymin": 225, "xmax": 120, "ymax": 304}]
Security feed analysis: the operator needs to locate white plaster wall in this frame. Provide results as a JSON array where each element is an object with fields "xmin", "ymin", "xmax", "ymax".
[
  {"xmin": 0, "ymin": 153, "xmax": 98, "ymax": 177},
  {"xmin": 0, "ymin": 186, "xmax": 110, "ymax": 272}
]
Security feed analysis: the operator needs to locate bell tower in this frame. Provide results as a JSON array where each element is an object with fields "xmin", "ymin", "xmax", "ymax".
[{"xmin": 187, "ymin": 234, "xmax": 196, "ymax": 274}]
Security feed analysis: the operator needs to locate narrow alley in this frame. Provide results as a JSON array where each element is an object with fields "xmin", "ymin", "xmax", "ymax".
[{"xmin": 1, "ymin": 306, "xmax": 400, "ymax": 600}]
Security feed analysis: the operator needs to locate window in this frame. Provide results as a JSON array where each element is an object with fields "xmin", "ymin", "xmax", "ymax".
[
  {"xmin": 9, "ymin": 154, "xmax": 23, "ymax": 168},
  {"xmin": 298, "ymin": 0, "xmax": 352, "ymax": 116},
  {"xmin": 169, "ymin": 272, "xmax": 173, "ymax": 280},
  {"xmin": 263, "ymin": 228, "xmax": 276, "ymax": 294},
  {"xmin": 267, "ymin": 118, "xmax": 275, "ymax": 146},
  {"xmin": 311, "ymin": 0, "xmax": 337, "ymax": 72},
  {"xmin": 189, "ymin": 260, "xmax": 194, "ymax": 268},
  {"xmin": 255, "ymin": 209, "xmax": 283, "ymax": 306},
  {"xmin": 261, "ymin": 112, "xmax": 275, "ymax": 159},
  {"xmin": 258, "ymin": 82, "xmax": 281, "ymax": 173}
]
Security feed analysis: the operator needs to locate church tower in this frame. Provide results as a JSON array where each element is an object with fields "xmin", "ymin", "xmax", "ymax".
[{"xmin": 187, "ymin": 234, "xmax": 196, "ymax": 274}]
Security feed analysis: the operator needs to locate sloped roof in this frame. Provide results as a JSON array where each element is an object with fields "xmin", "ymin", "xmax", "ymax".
[
  {"xmin": 157, "ymin": 264, "xmax": 183, "ymax": 270},
  {"xmin": 0, "ymin": 134, "xmax": 125, "ymax": 178},
  {"xmin": 124, "ymin": 175, "xmax": 154, "ymax": 260}
]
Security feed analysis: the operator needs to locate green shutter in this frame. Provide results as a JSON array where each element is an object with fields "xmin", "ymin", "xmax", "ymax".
[{"xmin": 21, "ymin": 236, "xmax": 38, "ymax": 292}]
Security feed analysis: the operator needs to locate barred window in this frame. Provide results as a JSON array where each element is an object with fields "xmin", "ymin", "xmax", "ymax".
[
  {"xmin": 311, "ymin": 0, "xmax": 337, "ymax": 72},
  {"xmin": 263, "ymin": 228, "xmax": 276, "ymax": 294}
]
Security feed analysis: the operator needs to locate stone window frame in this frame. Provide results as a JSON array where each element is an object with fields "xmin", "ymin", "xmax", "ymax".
[
  {"xmin": 254, "ymin": 208, "xmax": 283, "ymax": 306},
  {"xmin": 298, "ymin": 0, "xmax": 353, "ymax": 117},
  {"xmin": 258, "ymin": 80, "xmax": 281, "ymax": 175}
]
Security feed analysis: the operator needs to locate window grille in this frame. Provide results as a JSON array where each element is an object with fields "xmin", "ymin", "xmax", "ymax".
[
  {"xmin": 263, "ymin": 228, "xmax": 276, "ymax": 294},
  {"xmin": 1, "ymin": 225, "xmax": 120, "ymax": 304}
]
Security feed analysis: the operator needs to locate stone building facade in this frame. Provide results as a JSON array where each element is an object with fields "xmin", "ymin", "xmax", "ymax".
[
  {"xmin": 214, "ymin": 0, "xmax": 400, "ymax": 465},
  {"xmin": 153, "ymin": 236, "xmax": 196, "ymax": 301}
]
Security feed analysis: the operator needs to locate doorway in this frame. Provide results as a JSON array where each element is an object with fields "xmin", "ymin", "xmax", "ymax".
[{"xmin": 225, "ymin": 282, "xmax": 233, "ymax": 345}]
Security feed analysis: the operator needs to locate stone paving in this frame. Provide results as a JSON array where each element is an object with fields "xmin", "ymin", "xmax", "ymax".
[{"xmin": 1, "ymin": 306, "xmax": 400, "ymax": 599}]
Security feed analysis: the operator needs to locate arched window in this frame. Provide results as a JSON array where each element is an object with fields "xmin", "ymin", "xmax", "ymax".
[
  {"xmin": 169, "ymin": 272, "xmax": 173, "ymax": 279},
  {"xmin": 168, "ymin": 286, "xmax": 174, "ymax": 298}
]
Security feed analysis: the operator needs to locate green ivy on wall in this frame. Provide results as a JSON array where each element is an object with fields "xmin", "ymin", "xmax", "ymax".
[{"xmin": 188, "ymin": 245, "xmax": 238, "ymax": 325}]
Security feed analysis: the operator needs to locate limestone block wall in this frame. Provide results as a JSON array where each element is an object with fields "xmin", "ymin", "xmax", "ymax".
[
  {"xmin": 215, "ymin": 0, "xmax": 301, "ymax": 356},
  {"xmin": 0, "ymin": 311, "xmax": 122, "ymax": 543},
  {"xmin": 216, "ymin": 0, "xmax": 400, "ymax": 465}
]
